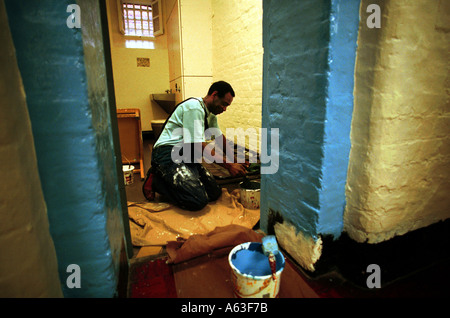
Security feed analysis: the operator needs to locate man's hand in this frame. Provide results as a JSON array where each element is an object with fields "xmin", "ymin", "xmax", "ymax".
[
  {"xmin": 203, "ymin": 139, "xmax": 250, "ymax": 177},
  {"xmin": 225, "ymin": 162, "xmax": 248, "ymax": 177}
]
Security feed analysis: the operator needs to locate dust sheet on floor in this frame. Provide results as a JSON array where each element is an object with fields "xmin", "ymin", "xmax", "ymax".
[{"xmin": 127, "ymin": 188, "xmax": 260, "ymax": 247}]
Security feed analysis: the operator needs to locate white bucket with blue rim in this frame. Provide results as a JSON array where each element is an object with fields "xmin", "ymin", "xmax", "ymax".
[{"xmin": 228, "ymin": 242, "xmax": 285, "ymax": 298}]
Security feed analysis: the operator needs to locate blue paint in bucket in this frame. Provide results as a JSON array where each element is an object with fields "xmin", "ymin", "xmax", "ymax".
[
  {"xmin": 230, "ymin": 242, "xmax": 284, "ymax": 277},
  {"xmin": 229, "ymin": 242, "xmax": 285, "ymax": 297}
]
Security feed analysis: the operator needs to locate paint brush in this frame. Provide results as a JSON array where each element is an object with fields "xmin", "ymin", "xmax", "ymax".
[{"xmin": 261, "ymin": 235, "xmax": 279, "ymax": 279}]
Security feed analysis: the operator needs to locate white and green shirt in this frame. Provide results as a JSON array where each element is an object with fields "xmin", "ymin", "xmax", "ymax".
[{"xmin": 153, "ymin": 97, "xmax": 222, "ymax": 148}]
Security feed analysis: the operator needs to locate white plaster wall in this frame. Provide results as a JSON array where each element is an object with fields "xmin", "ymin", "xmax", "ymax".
[
  {"xmin": 344, "ymin": 0, "xmax": 450, "ymax": 243},
  {"xmin": 106, "ymin": 0, "xmax": 170, "ymax": 130},
  {"xmin": 178, "ymin": 0, "xmax": 213, "ymax": 99},
  {"xmin": 0, "ymin": 1, "xmax": 62, "ymax": 297}
]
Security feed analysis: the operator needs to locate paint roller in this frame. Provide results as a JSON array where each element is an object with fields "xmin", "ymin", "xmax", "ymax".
[{"xmin": 261, "ymin": 235, "xmax": 279, "ymax": 280}]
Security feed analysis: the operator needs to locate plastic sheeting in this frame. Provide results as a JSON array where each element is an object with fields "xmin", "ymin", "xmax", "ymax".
[
  {"xmin": 166, "ymin": 224, "xmax": 263, "ymax": 264},
  {"xmin": 128, "ymin": 188, "xmax": 260, "ymax": 246}
]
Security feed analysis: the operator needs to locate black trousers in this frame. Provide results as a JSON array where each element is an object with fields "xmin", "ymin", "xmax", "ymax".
[{"xmin": 151, "ymin": 145, "xmax": 222, "ymax": 211}]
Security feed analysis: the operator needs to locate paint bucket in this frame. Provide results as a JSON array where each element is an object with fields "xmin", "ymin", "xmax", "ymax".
[
  {"xmin": 228, "ymin": 242, "xmax": 285, "ymax": 298},
  {"xmin": 123, "ymin": 165, "xmax": 134, "ymax": 185},
  {"xmin": 239, "ymin": 180, "xmax": 260, "ymax": 209}
]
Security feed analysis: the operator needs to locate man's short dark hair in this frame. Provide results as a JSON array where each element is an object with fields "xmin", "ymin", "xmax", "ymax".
[{"xmin": 208, "ymin": 81, "xmax": 235, "ymax": 98}]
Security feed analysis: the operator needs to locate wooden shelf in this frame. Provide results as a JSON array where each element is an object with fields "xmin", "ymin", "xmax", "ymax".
[{"xmin": 117, "ymin": 108, "xmax": 145, "ymax": 180}]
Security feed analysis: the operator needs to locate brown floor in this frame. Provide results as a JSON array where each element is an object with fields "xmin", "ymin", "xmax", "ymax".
[
  {"xmin": 172, "ymin": 252, "xmax": 320, "ymax": 298},
  {"xmin": 124, "ymin": 136, "xmax": 450, "ymax": 298}
]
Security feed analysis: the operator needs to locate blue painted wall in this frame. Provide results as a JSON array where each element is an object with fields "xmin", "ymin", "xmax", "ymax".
[
  {"xmin": 5, "ymin": 0, "xmax": 126, "ymax": 297},
  {"xmin": 261, "ymin": 0, "xmax": 360, "ymax": 240},
  {"xmin": 318, "ymin": 0, "xmax": 361, "ymax": 237}
]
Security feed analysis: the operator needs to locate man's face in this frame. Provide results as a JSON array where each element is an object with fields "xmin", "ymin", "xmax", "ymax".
[{"xmin": 210, "ymin": 91, "xmax": 233, "ymax": 115}]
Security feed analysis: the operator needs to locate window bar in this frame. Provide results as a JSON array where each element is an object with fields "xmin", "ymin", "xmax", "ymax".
[{"xmin": 123, "ymin": 3, "xmax": 153, "ymax": 37}]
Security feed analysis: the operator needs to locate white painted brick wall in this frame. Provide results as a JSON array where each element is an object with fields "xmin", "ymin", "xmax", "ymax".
[
  {"xmin": 211, "ymin": 0, "xmax": 263, "ymax": 152},
  {"xmin": 344, "ymin": 0, "xmax": 450, "ymax": 243}
]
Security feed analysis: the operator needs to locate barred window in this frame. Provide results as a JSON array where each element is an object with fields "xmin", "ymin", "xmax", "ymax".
[
  {"xmin": 119, "ymin": 1, "xmax": 163, "ymax": 37},
  {"xmin": 123, "ymin": 3, "xmax": 153, "ymax": 36}
]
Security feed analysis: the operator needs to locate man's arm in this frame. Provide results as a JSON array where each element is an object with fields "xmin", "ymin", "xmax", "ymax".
[{"xmin": 201, "ymin": 134, "xmax": 247, "ymax": 177}]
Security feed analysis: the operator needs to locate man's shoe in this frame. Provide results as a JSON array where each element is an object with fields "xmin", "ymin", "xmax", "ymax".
[{"xmin": 142, "ymin": 169, "xmax": 155, "ymax": 201}]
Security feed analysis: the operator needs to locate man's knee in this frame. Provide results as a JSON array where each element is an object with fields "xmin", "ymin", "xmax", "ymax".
[
  {"xmin": 156, "ymin": 163, "xmax": 219, "ymax": 211},
  {"xmin": 179, "ymin": 191, "xmax": 209, "ymax": 211}
]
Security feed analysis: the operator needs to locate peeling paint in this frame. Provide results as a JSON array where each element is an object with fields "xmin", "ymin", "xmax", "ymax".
[{"xmin": 274, "ymin": 221, "xmax": 323, "ymax": 272}]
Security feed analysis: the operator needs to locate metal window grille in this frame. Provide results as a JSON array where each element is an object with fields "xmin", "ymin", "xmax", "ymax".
[{"xmin": 123, "ymin": 3, "xmax": 154, "ymax": 37}]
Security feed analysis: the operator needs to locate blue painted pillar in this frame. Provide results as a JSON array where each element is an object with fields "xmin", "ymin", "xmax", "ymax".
[
  {"xmin": 318, "ymin": 0, "xmax": 361, "ymax": 237},
  {"xmin": 261, "ymin": 0, "xmax": 360, "ymax": 240},
  {"xmin": 5, "ymin": 0, "xmax": 127, "ymax": 297}
]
